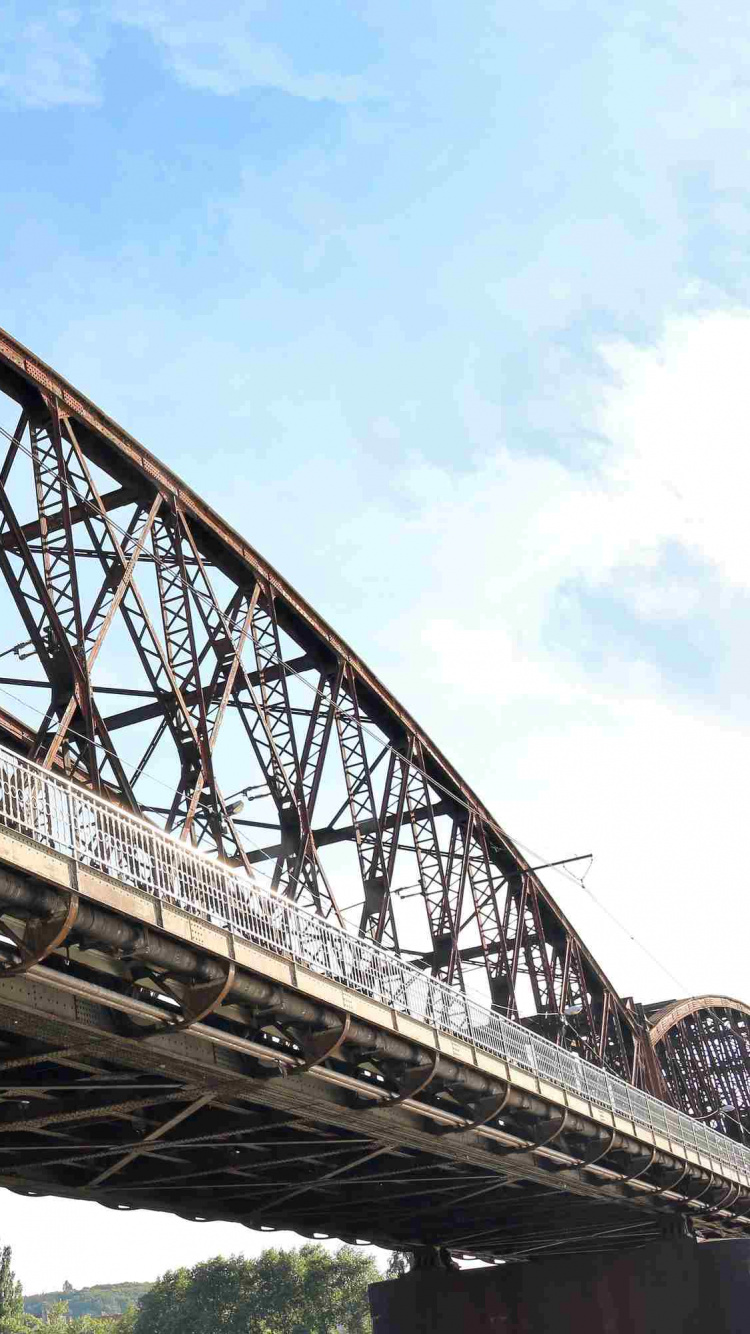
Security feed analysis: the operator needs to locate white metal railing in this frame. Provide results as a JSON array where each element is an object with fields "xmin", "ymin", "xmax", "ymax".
[{"xmin": 0, "ymin": 741, "xmax": 748, "ymax": 1188}]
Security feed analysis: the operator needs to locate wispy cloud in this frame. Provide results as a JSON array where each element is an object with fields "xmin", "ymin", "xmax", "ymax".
[
  {"xmin": 0, "ymin": 6, "xmax": 103, "ymax": 109},
  {"xmin": 324, "ymin": 308, "xmax": 750, "ymax": 999},
  {"xmin": 113, "ymin": 0, "xmax": 379, "ymax": 103},
  {"xmin": 0, "ymin": 0, "xmax": 380, "ymax": 115},
  {"xmin": 2, "ymin": 0, "xmax": 750, "ymax": 1285},
  {"xmin": 344, "ymin": 309, "xmax": 750, "ymax": 695}
]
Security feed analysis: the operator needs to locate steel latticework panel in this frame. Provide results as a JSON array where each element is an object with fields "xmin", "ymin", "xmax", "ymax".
[
  {"xmin": 648, "ymin": 998, "xmax": 750, "ymax": 1144},
  {"xmin": 0, "ymin": 331, "xmax": 750, "ymax": 1257},
  {"xmin": 0, "ymin": 818, "xmax": 745, "ymax": 1256},
  {"xmin": 0, "ymin": 327, "xmax": 651, "ymax": 1088}
]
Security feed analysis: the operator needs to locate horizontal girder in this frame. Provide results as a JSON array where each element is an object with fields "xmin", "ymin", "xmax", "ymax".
[
  {"xmin": 0, "ymin": 847, "xmax": 745, "ymax": 1256},
  {"xmin": 0, "ymin": 327, "xmax": 649, "ymax": 1088}
]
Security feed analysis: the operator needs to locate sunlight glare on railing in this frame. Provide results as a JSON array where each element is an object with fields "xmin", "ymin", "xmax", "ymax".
[{"xmin": 0, "ymin": 742, "xmax": 747, "ymax": 1186}]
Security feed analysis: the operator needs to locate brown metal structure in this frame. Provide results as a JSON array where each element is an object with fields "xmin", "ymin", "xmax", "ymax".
[
  {"xmin": 1, "ymin": 330, "xmax": 750, "ymax": 1260},
  {"xmin": 0, "ymin": 853, "xmax": 745, "ymax": 1261},
  {"xmin": 0, "ymin": 328, "xmax": 655, "ymax": 1087},
  {"xmin": 647, "ymin": 998, "xmax": 750, "ymax": 1144}
]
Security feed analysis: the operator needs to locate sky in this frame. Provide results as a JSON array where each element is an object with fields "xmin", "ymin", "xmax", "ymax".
[{"xmin": 2, "ymin": 0, "xmax": 750, "ymax": 1293}]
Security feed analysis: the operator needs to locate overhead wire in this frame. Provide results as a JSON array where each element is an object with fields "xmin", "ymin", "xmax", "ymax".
[
  {"xmin": 511, "ymin": 835, "xmax": 689, "ymax": 994},
  {"xmin": 0, "ymin": 418, "xmax": 697, "ymax": 985}
]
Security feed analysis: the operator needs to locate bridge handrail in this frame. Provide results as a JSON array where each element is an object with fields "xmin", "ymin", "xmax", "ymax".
[{"xmin": 0, "ymin": 742, "xmax": 747, "ymax": 1185}]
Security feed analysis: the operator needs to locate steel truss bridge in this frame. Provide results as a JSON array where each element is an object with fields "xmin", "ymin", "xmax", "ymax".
[{"xmin": 0, "ymin": 328, "xmax": 747, "ymax": 1262}]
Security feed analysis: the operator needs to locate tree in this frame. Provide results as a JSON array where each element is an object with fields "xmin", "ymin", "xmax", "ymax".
[
  {"xmin": 0, "ymin": 1244, "xmax": 24, "ymax": 1330},
  {"xmin": 4, "ymin": 1309, "xmax": 130, "ymax": 1334},
  {"xmin": 134, "ymin": 1245, "xmax": 380, "ymax": 1334},
  {"xmin": 0, "ymin": 1250, "xmax": 133, "ymax": 1334},
  {"xmin": 39, "ymin": 1301, "xmax": 70, "ymax": 1333},
  {"xmin": 384, "ymin": 1252, "xmax": 411, "ymax": 1279},
  {"xmin": 293, "ymin": 1244, "xmax": 377, "ymax": 1334},
  {"xmin": 130, "ymin": 1266, "xmax": 191, "ymax": 1334},
  {"xmin": 24, "ymin": 1282, "xmax": 150, "ymax": 1321},
  {"xmin": 62, "ymin": 1283, "xmax": 74, "ymax": 1295}
]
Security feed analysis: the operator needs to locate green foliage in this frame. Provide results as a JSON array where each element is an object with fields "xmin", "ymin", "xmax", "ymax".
[
  {"xmin": 24, "ymin": 1283, "xmax": 151, "ymax": 1321},
  {"xmin": 384, "ymin": 1252, "xmax": 411, "ymax": 1279},
  {"xmin": 1, "ymin": 1249, "xmax": 139, "ymax": 1334},
  {"xmin": 2, "ymin": 1305, "xmax": 134, "ymax": 1333},
  {"xmin": 0, "ymin": 1244, "xmax": 24, "ymax": 1329},
  {"xmin": 130, "ymin": 1267, "xmax": 191, "ymax": 1334},
  {"xmin": 134, "ymin": 1244, "xmax": 379, "ymax": 1334},
  {"xmin": 5, "ymin": 1238, "xmax": 381, "ymax": 1333},
  {"xmin": 36, "ymin": 1299, "xmax": 70, "ymax": 1332}
]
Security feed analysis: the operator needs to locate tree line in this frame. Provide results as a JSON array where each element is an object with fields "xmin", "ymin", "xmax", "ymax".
[
  {"xmin": 0, "ymin": 1240, "xmax": 405, "ymax": 1332},
  {"xmin": 23, "ymin": 1283, "xmax": 150, "ymax": 1323}
]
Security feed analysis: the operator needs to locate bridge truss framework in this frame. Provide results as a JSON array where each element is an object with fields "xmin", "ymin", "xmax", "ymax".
[
  {"xmin": 0, "ymin": 328, "xmax": 652, "ymax": 1089},
  {"xmin": 0, "ymin": 329, "xmax": 747, "ymax": 1255}
]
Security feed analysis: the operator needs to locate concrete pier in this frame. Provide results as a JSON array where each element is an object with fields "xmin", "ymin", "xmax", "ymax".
[{"xmin": 369, "ymin": 1239, "xmax": 750, "ymax": 1332}]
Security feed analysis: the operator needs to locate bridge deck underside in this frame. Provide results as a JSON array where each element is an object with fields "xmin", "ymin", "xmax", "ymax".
[
  {"xmin": 0, "ymin": 329, "xmax": 748, "ymax": 1263},
  {"xmin": 0, "ymin": 806, "xmax": 746, "ymax": 1256},
  {"xmin": 0, "ymin": 964, "xmax": 664, "ymax": 1264}
]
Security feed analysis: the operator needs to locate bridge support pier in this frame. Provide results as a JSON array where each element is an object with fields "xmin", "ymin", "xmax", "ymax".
[{"xmin": 368, "ymin": 1238, "xmax": 750, "ymax": 1333}]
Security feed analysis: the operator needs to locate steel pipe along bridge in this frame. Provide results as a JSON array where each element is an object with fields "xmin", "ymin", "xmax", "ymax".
[{"xmin": 0, "ymin": 328, "xmax": 747, "ymax": 1266}]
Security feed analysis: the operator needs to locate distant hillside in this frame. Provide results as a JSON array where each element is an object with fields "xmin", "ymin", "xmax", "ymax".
[{"xmin": 24, "ymin": 1281, "xmax": 152, "ymax": 1319}]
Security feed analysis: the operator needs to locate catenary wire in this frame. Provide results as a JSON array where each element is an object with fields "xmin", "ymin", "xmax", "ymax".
[
  {"xmin": 0, "ymin": 419, "xmax": 697, "ymax": 988},
  {"xmin": 511, "ymin": 836, "xmax": 689, "ymax": 993}
]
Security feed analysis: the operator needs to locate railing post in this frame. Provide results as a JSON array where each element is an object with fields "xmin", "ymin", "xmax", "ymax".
[
  {"xmin": 0, "ymin": 741, "xmax": 747, "ymax": 1187},
  {"xmin": 464, "ymin": 994, "xmax": 475, "ymax": 1047},
  {"xmin": 65, "ymin": 786, "xmax": 77, "ymax": 862},
  {"xmin": 150, "ymin": 825, "xmax": 161, "ymax": 900},
  {"xmin": 623, "ymin": 1081, "xmax": 638, "ymax": 1126},
  {"xmin": 604, "ymin": 1072, "xmax": 616, "ymax": 1122}
]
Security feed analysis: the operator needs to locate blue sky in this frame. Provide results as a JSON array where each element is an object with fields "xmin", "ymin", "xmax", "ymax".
[{"xmin": 2, "ymin": 0, "xmax": 750, "ymax": 1290}]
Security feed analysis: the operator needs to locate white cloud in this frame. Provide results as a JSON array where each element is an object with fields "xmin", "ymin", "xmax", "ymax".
[
  {"xmin": 0, "ymin": 7, "xmax": 102, "ymax": 109},
  {"xmin": 114, "ymin": 0, "xmax": 378, "ymax": 103},
  {"xmin": 352, "ymin": 307, "xmax": 750, "ymax": 653},
  {"xmin": 0, "ymin": 0, "xmax": 379, "ymax": 115},
  {"xmin": 3, "ymin": 0, "xmax": 749, "ymax": 1289},
  {"xmin": 329, "ymin": 308, "xmax": 750, "ymax": 1004},
  {"xmin": 599, "ymin": 311, "xmax": 750, "ymax": 589}
]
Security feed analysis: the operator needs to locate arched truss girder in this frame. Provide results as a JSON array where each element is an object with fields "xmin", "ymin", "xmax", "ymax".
[
  {"xmin": 0, "ymin": 326, "xmax": 650, "ymax": 1085},
  {"xmin": 649, "ymin": 996, "xmax": 750, "ymax": 1047},
  {"xmin": 646, "ymin": 996, "xmax": 750, "ymax": 1139}
]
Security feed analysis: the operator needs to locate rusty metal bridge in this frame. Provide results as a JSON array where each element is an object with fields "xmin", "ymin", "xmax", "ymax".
[{"xmin": 0, "ymin": 327, "xmax": 747, "ymax": 1263}]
